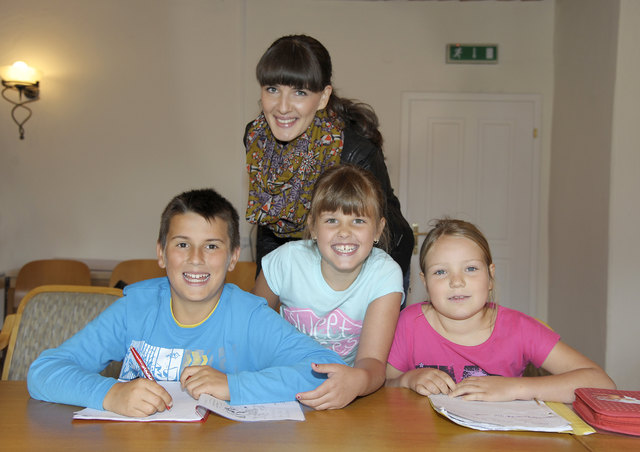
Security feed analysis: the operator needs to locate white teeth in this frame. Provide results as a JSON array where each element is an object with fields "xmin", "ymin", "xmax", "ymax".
[
  {"xmin": 183, "ymin": 273, "xmax": 210, "ymax": 282},
  {"xmin": 333, "ymin": 244, "xmax": 357, "ymax": 253},
  {"xmin": 277, "ymin": 117, "xmax": 296, "ymax": 124}
]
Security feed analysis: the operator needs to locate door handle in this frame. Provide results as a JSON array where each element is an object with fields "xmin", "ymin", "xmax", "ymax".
[{"xmin": 412, "ymin": 223, "xmax": 429, "ymax": 255}]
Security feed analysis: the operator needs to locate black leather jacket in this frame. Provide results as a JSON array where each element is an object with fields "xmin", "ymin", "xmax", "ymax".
[{"xmin": 339, "ymin": 128, "xmax": 414, "ymax": 276}]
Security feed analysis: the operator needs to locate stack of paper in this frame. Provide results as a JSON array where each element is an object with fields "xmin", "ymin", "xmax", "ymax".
[{"xmin": 428, "ymin": 394, "xmax": 572, "ymax": 432}]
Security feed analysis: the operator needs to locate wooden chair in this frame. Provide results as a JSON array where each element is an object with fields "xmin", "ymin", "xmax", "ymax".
[
  {"xmin": 109, "ymin": 259, "xmax": 166, "ymax": 288},
  {"xmin": 7, "ymin": 259, "xmax": 92, "ymax": 316},
  {"xmin": 1, "ymin": 285, "xmax": 123, "ymax": 380},
  {"xmin": 225, "ymin": 261, "xmax": 257, "ymax": 292}
]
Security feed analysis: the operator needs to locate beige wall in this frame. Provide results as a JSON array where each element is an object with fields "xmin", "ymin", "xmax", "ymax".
[
  {"xmin": 549, "ymin": 0, "xmax": 618, "ymax": 371},
  {"xmin": 550, "ymin": 0, "xmax": 640, "ymax": 389},
  {"xmin": 0, "ymin": 0, "xmax": 247, "ymax": 266},
  {"xmin": 607, "ymin": 0, "xmax": 640, "ymax": 390}
]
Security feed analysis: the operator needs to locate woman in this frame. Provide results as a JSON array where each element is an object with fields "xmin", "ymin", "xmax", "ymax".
[{"xmin": 244, "ymin": 34, "xmax": 413, "ymax": 285}]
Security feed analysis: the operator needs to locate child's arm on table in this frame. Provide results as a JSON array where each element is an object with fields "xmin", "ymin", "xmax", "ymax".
[
  {"xmin": 296, "ymin": 292, "xmax": 401, "ymax": 410},
  {"xmin": 27, "ymin": 299, "xmax": 129, "ymax": 409},
  {"xmin": 28, "ymin": 299, "xmax": 175, "ymax": 417},
  {"xmin": 385, "ymin": 364, "xmax": 457, "ymax": 396},
  {"xmin": 449, "ymin": 340, "xmax": 616, "ymax": 403}
]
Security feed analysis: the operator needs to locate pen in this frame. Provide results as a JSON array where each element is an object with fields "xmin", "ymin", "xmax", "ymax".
[{"xmin": 130, "ymin": 346, "xmax": 155, "ymax": 381}]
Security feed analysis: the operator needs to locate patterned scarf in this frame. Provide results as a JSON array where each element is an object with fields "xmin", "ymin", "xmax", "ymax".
[{"xmin": 245, "ymin": 110, "xmax": 344, "ymax": 237}]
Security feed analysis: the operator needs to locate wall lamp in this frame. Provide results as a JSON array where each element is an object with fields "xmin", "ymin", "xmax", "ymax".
[{"xmin": 0, "ymin": 61, "xmax": 41, "ymax": 140}]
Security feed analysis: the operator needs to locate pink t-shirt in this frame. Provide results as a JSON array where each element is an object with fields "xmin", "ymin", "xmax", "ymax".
[{"xmin": 387, "ymin": 303, "xmax": 560, "ymax": 383}]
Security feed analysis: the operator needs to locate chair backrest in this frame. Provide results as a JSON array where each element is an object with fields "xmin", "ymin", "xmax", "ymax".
[
  {"xmin": 2, "ymin": 285, "xmax": 123, "ymax": 381},
  {"xmin": 109, "ymin": 259, "xmax": 166, "ymax": 288},
  {"xmin": 225, "ymin": 261, "xmax": 257, "ymax": 292},
  {"xmin": 11, "ymin": 259, "xmax": 92, "ymax": 314}
]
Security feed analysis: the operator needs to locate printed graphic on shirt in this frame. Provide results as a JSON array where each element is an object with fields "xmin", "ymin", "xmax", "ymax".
[
  {"xmin": 120, "ymin": 340, "xmax": 212, "ymax": 381},
  {"xmin": 462, "ymin": 365, "xmax": 492, "ymax": 380},
  {"xmin": 282, "ymin": 306, "xmax": 361, "ymax": 358},
  {"xmin": 416, "ymin": 364, "xmax": 495, "ymax": 383}
]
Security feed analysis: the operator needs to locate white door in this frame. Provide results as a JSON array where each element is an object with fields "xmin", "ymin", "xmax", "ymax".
[{"xmin": 399, "ymin": 93, "xmax": 541, "ymax": 316}]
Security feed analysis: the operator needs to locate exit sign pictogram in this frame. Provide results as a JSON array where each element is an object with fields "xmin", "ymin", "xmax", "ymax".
[{"xmin": 447, "ymin": 44, "xmax": 498, "ymax": 64}]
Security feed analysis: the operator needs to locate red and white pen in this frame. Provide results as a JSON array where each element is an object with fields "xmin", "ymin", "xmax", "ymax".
[{"xmin": 130, "ymin": 346, "xmax": 155, "ymax": 381}]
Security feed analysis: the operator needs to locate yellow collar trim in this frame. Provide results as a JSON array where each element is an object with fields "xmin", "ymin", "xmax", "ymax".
[{"xmin": 171, "ymin": 297, "xmax": 221, "ymax": 328}]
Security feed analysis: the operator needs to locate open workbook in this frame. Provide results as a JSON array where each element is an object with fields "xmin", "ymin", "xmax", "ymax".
[
  {"xmin": 73, "ymin": 381, "xmax": 305, "ymax": 422},
  {"xmin": 428, "ymin": 394, "xmax": 592, "ymax": 434}
]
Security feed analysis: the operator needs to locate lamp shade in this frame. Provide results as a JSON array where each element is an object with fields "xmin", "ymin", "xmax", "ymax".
[{"xmin": 0, "ymin": 61, "xmax": 42, "ymax": 85}]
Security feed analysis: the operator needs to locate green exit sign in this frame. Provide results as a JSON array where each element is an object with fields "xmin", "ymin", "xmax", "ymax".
[{"xmin": 447, "ymin": 44, "xmax": 498, "ymax": 64}]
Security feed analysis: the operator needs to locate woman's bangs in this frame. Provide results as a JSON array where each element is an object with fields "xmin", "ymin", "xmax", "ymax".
[{"xmin": 258, "ymin": 50, "xmax": 324, "ymax": 91}]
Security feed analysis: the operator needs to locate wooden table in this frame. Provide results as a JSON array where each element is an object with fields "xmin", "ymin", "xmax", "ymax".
[{"xmin": 0, "ymin": 381, "xmax": 636, "ymax": 451}]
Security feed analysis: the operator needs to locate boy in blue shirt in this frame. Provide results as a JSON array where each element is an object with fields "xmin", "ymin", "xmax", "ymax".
[{"xmin": 28, "ymin": 188, "xmax": 344, "ymax": 417}]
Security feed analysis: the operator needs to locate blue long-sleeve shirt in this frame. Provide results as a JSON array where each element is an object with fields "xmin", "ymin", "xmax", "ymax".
[{"xmin": 27, "ymin": 278, "xmax": 344, "ymax": 409}]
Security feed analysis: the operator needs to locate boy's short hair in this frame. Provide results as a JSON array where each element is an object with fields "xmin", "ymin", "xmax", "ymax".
[{"xmin": 158, "ymin": 188, "xmax": 240, "ymax": 250}]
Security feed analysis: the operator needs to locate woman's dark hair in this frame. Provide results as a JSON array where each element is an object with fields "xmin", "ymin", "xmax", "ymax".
[{"xmin": 256, "ymin": 34, "xmax": 383, "ymax": 148}]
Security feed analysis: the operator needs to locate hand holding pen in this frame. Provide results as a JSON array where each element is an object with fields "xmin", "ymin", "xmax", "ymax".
[
  {"xmin": 130, "ymin": 346, "xmax": 171, "ymax": 411},
  {"xmin": 102, "ymin": 347, "xmax": 173, "ymax": 417}
]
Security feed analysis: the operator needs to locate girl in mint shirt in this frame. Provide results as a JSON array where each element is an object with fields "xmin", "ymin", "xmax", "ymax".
[{"xmin": 254, "ymin": 164, "xmax": 404, "ymax": 410}]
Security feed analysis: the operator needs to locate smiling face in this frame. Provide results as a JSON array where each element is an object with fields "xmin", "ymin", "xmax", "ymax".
[
  {"xmin": 157, "ymin": 212, "xmax": 240, "ymax": 324},
  {"xmin": 310, "ymin": 209, "xmax": 384, "ymax": 290},
  {"xmin": 260, "ymin": 84, "xmax": 332, "ymax": 142},
  {"xmin": 421, "ymin": 234, "xmax": 495, "ymax": 324}
]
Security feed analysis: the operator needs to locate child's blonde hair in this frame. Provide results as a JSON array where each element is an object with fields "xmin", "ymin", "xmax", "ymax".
[
  {"xmin": 419, "ymin": 218, "xmax": 497, "ymax": 307},
  {"xmin": 305, "ymin": 164, "xmax": 388, "ymax": 250}
]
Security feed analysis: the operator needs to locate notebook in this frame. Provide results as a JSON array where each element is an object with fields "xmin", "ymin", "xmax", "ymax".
[{"xmin": 73, "ymin": 381, "xmax": 305, "ymax": 422}]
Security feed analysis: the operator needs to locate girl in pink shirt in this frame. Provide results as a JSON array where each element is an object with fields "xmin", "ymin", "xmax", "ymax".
[{"xmin": 386, "ymin": 218, "xmax": 615, "ymax": 403}]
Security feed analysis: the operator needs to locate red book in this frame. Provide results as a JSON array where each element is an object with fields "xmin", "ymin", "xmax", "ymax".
[{"xmin": 573, "ymin": 388, "xmax": 640, "ymax": 436}]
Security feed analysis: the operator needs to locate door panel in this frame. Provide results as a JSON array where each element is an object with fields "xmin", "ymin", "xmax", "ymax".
[{"xmin": 399, "ymin": 93, "xmax": 540, "ymax": 316}]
